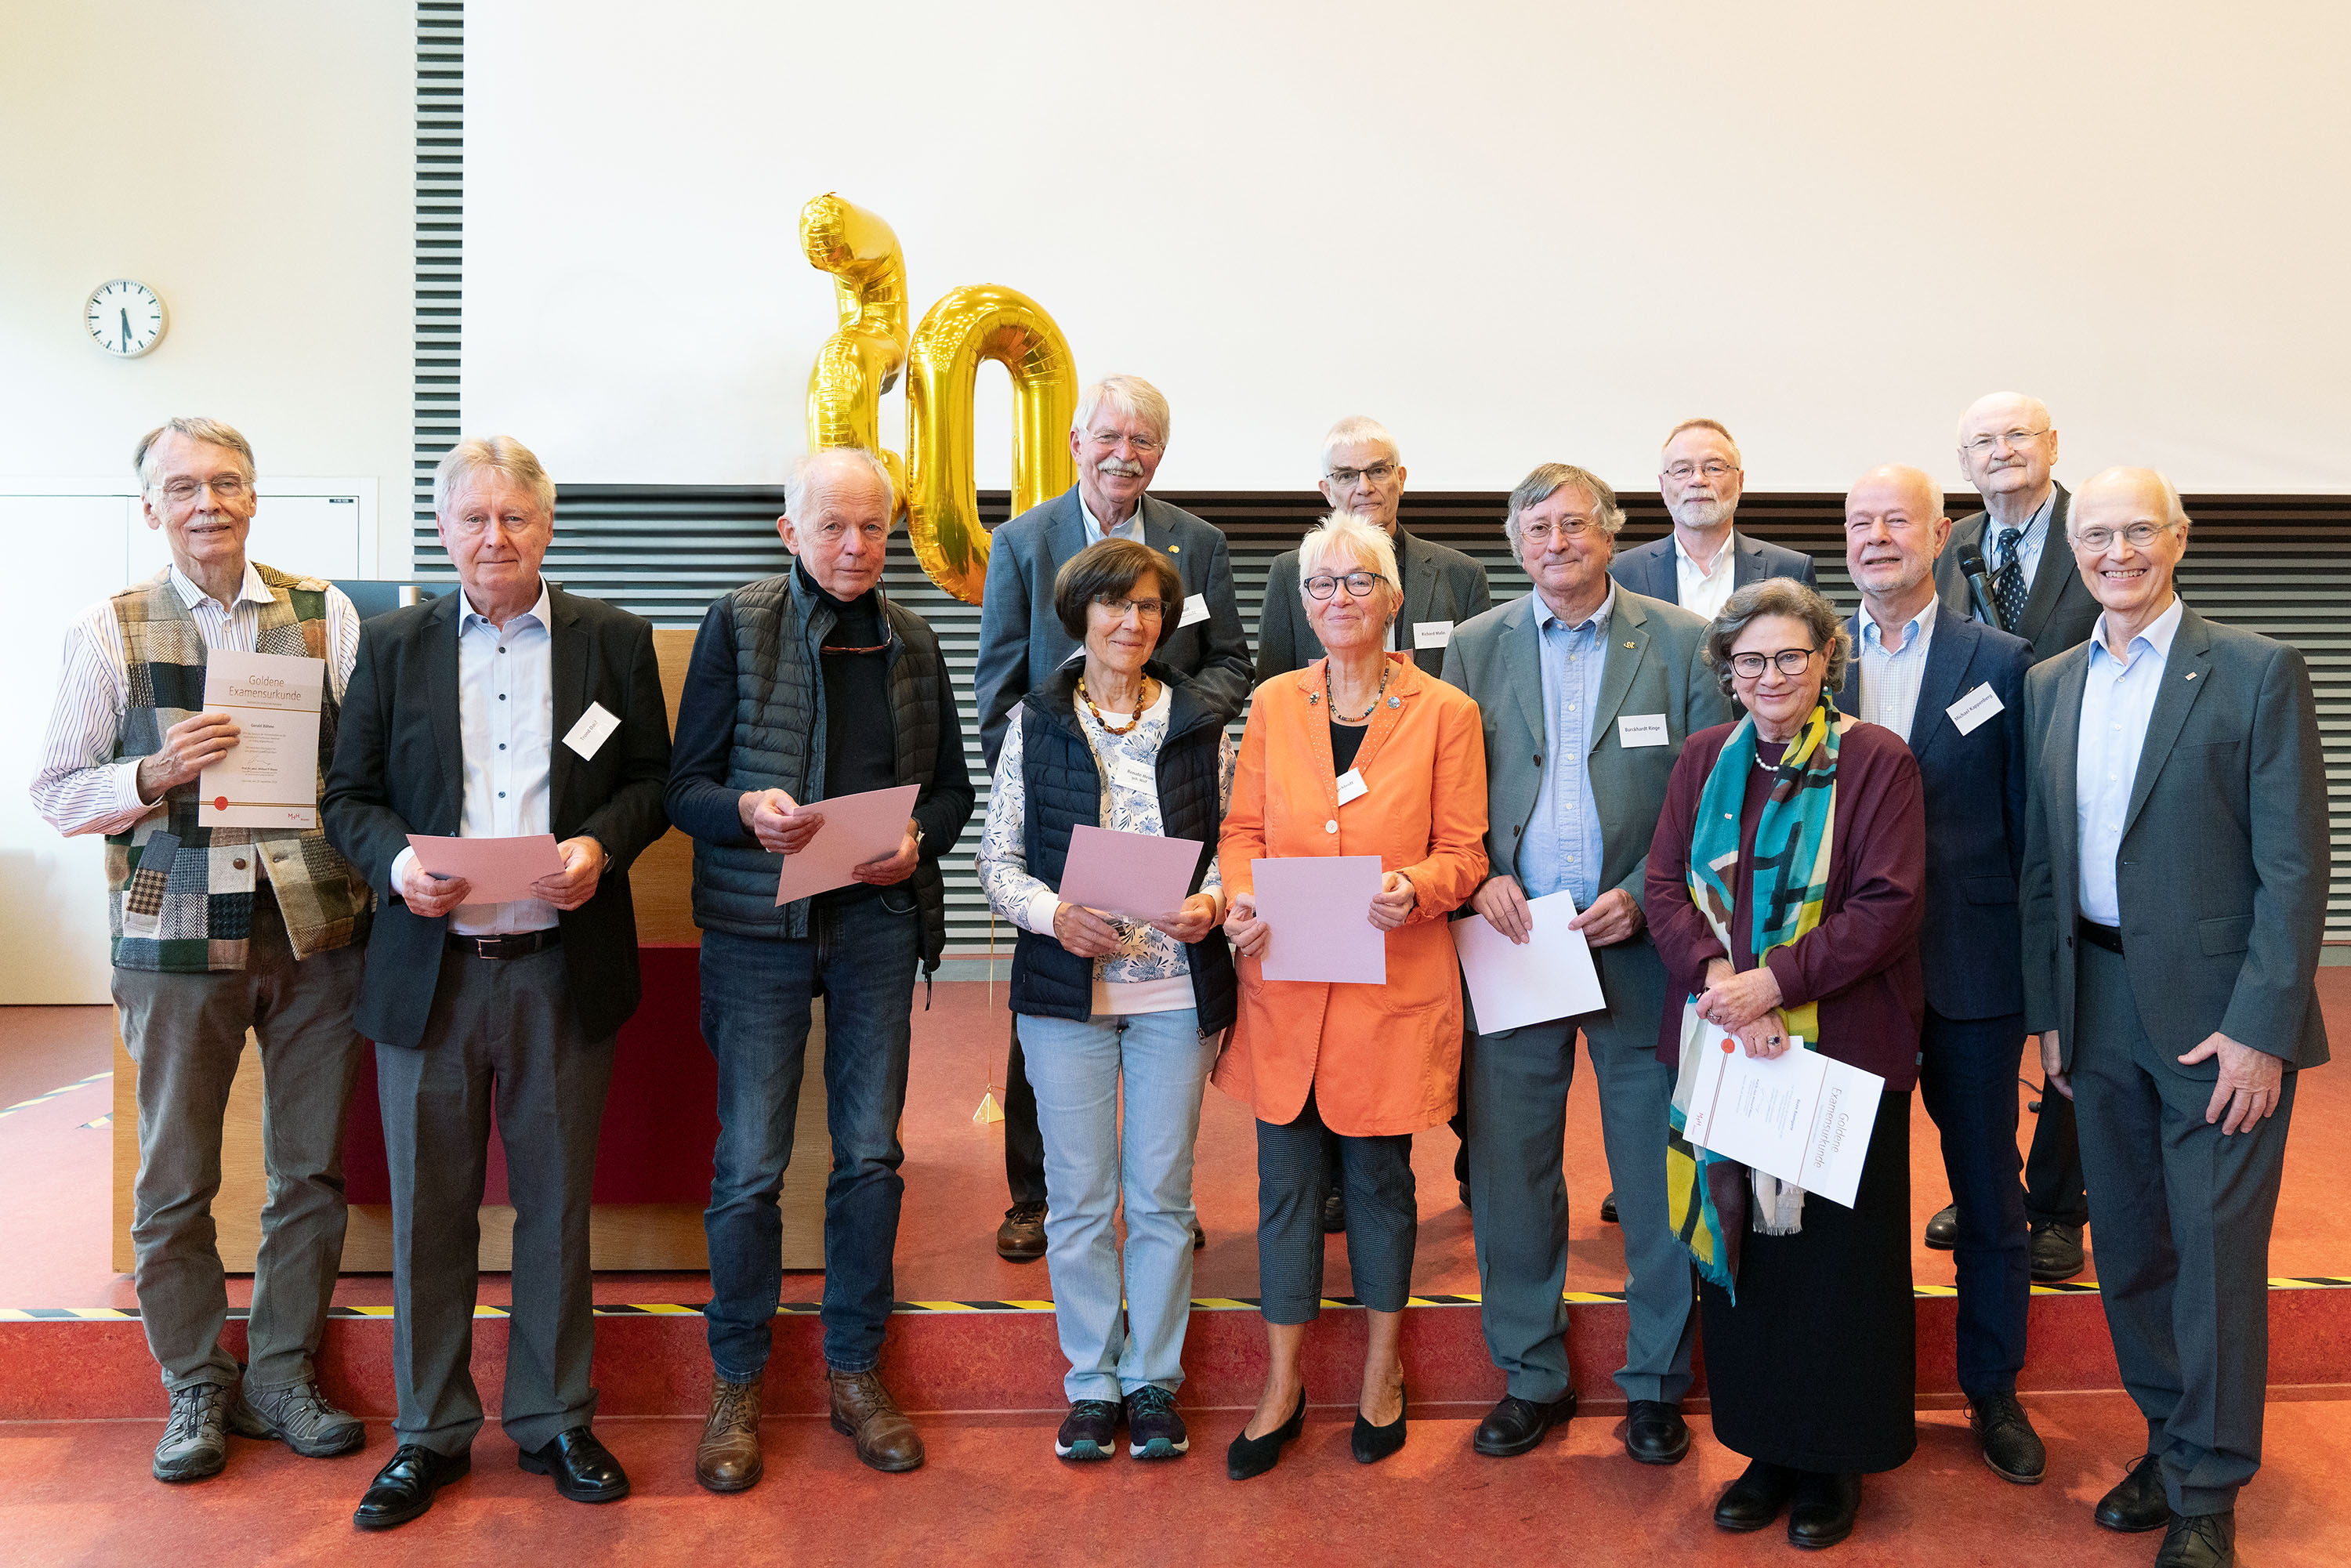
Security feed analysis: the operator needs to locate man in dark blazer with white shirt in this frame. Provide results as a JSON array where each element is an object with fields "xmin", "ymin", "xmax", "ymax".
[
  {"xmin": 324, "ymin": 437, "xmax": 672, "ymax": 1530},
  {"xmin": 970, "ymin": 375, "xmax": 1253, "ymax": 1260},
  {"xmin": 1256, "ymin": 416, "xmax": 1491, "ymax": 683},
  {"xmin": 1610, "ymin": 418, "xmax": 1816, "ymax": 617},
  {"xmin": 2020, "ymin": 467, "xmax": 2327, "ymax": 1568},
  {"xmin": 1836, "ymin": 465, "xmax": 2043, "ymax": 1485}
]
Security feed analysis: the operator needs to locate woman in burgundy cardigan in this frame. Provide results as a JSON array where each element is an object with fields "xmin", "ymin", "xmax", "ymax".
[{"xmin": 1645, "ymin": 580, "xmax": 1925, "ymax": 1551}]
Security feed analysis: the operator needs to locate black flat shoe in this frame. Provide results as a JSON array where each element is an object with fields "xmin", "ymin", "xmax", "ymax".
[
  {"xmin": 2030, "ymin": 1220, "xmax": 2085, "ymax": 1282},
  {"xmin": 1599, "ymin": 1191, "xmax": 1619, "ymax": 1224},
  {"xmin": 1350, "ymin": 1385, "xmax": 1406, "ymax": 1465},
  {"xmin": 2155, "ymin": 1511, "xmax": 2236, "ymax": 1568},
  {"xmin": 1969, "ymin": 1391, "xmax": 2047, "ymax": 1483},
  {"xmin": 1472, "ymin": 1389, "xmax": 1577, "ymax": 1457},
  {"xmin": 1226, "ymin": 1390, "xmax": 1306, "ymax": 1480},
  {"xmin": 2095, "ymin": 1452, "xmax": 2172, "ymax": 1534},
  {"xmin": 1713, "ymin": 1458, "xmax": 1797, "ymax": 1532},
  {"xmin": 518, "ymin": 1425, "xmax": 629, "ymax": 1503},
  {"xmin": 1924, "ymin": 1203, "xmax": 1958, "ymax": 1249},
  {"xmin": 353, "ymin": 1443, "xmax": 469, "ymax": 1531},
  {"xmin": 1624, "ymin": 1400, "xmax": 1691, "ymax": 1465},
  {"xmin": 1788, "ymin": 1470, "xmax": 1861, "ymax": 1550},
  {"xmin": 1321, "ymin": 1190, "xmax": 1347, "ymax": 1233}
]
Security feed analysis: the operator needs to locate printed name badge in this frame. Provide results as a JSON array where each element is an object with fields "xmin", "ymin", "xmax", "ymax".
[
  {"xmin": 1177, "ymin": 592, "xmax": 1211, "ymax": 628},
  {"xmin": 1617, "ymin": 713, "xmax": 1670, "ymax": 748},
  {"xmin": 1947, "ymin": 683, "xmax": 2005, "ymax": 736},
  {"xmin": 1333, "ymin": 768, "xmax": 1369, "ymax": 807},
  {"xmin": 1413, "ymin": 620, "xmax": 1454, "ymax": 650},
  {"xmin": 562, "ymin": 701, "xmax": 621, "ymax": 759},
  {"xmin": 1113, "ymin": 755, "xmax": 1157, "ymax": 793}
]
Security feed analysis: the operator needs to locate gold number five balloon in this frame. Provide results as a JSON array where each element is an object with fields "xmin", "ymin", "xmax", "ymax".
[{"xmin": 800, "ymin": 193, "xmax": 1078, "ymax": 606}]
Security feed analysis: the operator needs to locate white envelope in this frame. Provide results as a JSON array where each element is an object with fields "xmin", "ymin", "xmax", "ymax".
[{"xmin": 1451, "ymin": 889, "xmax": 1604, "ymax": 1032}]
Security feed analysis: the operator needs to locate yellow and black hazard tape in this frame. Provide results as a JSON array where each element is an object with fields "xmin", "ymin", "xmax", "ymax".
[
  {"xmin": 9, "ymin": 1278, "xmax": 2346, "ymax": 1322},
  {"xmin": 0, "ymin": 1070, "xmax": 111, "ymax": 1121}
]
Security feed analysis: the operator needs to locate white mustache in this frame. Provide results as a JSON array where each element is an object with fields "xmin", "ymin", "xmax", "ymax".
[{"xmin": 1095, "ymin": 458, "xmax": 1146, "ymax": 480}]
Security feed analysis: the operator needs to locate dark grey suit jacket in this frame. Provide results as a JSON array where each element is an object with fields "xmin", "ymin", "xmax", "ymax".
[
  {"xmin": 1255, "ymin": 527, "xmax": 1491, "ymax": 683},
  {"xmin": 972, "ymin": 486, "xmax": 1252, "ymax": 772},
  {"xmin": 2019, "ymin": 604, "xmax": 2330, "ymax": 1070},
  {"xmin": 1609, "ymin": 528, "xmax": 1817, "ymax": 607},
  {"xmin": 1933, "ymin": 483, "xmax": 2101, "ymax": 661}
]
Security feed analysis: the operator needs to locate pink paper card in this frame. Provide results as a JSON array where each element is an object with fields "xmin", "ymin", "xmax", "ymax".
[
  {"xmin": 1250, "ymin": 855, "xmax": 1386, "ymax": 984},
  {"xmin": 404, "ymin": 833, "xmax": 567, "ymax": 906},
  {"xmin": 1056, "ymin": 824, "xmax": 1206, "ymax": 922},
  {"xmin": 773, "ymin": 784, "xmax": 921, "ymax": 905}
]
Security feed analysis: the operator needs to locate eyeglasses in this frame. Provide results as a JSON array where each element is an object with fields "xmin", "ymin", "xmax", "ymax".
[
  {"xmin": 155, "ymin": 475, "xmax": 250, "ymax": 504},
  {"xmin": 1962, "ymin": 427, "xmax": 2051, "ymax": 454},
  {"xmin": 1517, "ymin": 517, "xmax": 1598, "ymax": 546},
  {"xmin": 1729, "ymin": 646, "xmax": 1820, "ymax": 678},
  {"xmin": 1663, "ymin": 461, "xmax": 1736, "ymax": 483},
  {"xmin": 1303, "ymin": 571, "xmax": 1382, "ymax": 600},
  {"xmin": 1325, "ymin": 462, "xmax": 1398, "ymax": 487},
  {"xmin": 1085, "ymin": 429, "xmax": 1164, "ymax": 454},
  {"xmin": 1092, "ymin": 594, "xmax": 1170, "ymax": 620},
  {"xmin": 2071, "ymin": 520, "xmax": 2178, "ymax": 552}
]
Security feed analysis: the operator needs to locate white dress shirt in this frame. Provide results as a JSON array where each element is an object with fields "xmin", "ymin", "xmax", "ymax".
[
  {"xmin": 1975, "ymin": 487, "xmax": 2054, "ymax": 625},
  {"xmin": 1855, "ymin": 599, "xmax": 1938, "ymax": 744},
  {"xmin": 1080, "ymin": 493, "xmax": 1145, "ymax": 546},
  {"xmin": 389, "ymin": 580, "xmax": 559, "ymax": 934},
  {"xmin": 1674, "ymin": 530, "xmax": 1740, "ymax": 621},
  {"xmin": 32, "ymin": 561, "xmax": 360, "ymax": 843},
  {"xmin": 2074, "ymin": 596, "xmax": 2185, "ymax": 926}
]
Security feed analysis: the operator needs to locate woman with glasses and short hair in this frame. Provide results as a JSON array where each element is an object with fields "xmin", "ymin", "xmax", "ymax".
[
  {"xmin": 1215, "ymin": 512, "xmax": 1488, "ymax": 1477},
  {"xmin": 976, "ymin": 537, "xmax": 1237, "ymax": 1466},
  {"xmin": 1644, "ymin": 578, "xmax": 1927, "ymax": 1549}
]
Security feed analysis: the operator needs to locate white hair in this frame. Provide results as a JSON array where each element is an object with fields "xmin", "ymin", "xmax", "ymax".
[
  {"xmin": 1296, "ymin": 512, "xmax": 1400, "ymax": 603},
  {"xmin": 1320, "ymin": 415, "xmax": 1400, "ymax": 473},
  {"xmin": 786, "ymin": 446, "xmax": 895, "ymax": 522},
  {"xmin": 1070, "ymin": 375, "xmax": 1172, "ymax": 446},
  {"xmin": 1955, "ymin": 391, "xmax": 2054, "ymax": 444},
  {"xmin": 2069, "ymin": 466, "xmax": 2190, "ymax": 535},
  {"xmin": 435, "ymin": 436, "xmax": 555, "ymax": 518}
]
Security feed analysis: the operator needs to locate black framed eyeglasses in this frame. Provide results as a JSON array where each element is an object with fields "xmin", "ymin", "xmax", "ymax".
[
  {"xmin": 1729, "ymin": 646, "xmax": 1820, "ymax": 679},
  {"xmin": 1302, "ymin": 571, "xmax": 1382, "ymax": 600}
]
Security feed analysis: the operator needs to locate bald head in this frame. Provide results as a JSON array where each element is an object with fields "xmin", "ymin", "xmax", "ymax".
[
  {"xmin": 2068, "ymin": 466, "xmax": 2189, "ymax": 634},
  {"xmin": 1957, "ymin": 391, "xmax": 2059, "ymax": 519},
  {"xmin": 1845, "ymin": 464, "xmax": 1951, "ymax": 617}
]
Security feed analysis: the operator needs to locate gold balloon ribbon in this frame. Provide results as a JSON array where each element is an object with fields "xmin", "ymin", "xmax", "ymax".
[
  {"xmin": 799, "ymin": 193, "xmax": 910, "ymax": 512},
  {"xmin": 904, "ymin": 284, "xmax": 1078, "ymax": 604}
]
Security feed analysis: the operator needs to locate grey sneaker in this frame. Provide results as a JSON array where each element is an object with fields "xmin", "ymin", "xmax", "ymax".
[
  {"xmin": 153, "ymin": 1382, "xmax": 235, "ymax": 1482},
  {"xmin": 240, "ymin": 1378, "xmax": 366, "ymax": 1458}
]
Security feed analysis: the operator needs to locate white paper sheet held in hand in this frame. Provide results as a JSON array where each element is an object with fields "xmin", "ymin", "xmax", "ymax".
[
  {"xmin": 1249, "ymin": 856, "xmax": 1385, "ymax": 984},
  {"xmin": 198, "ymin": 650, "xmax": 325, "ymax": 828},
  {"xmin": 1679, "ymin": 1016, "xmax": 1882, "ymax": 1208},
  {"xmin": 773, "ymin": 784, "xmax": 919, "ymax": 905},
  {"xmin": 1450, "ymin": 889, "xmax": 1604, "ymax": 1033},
  {"xmin": 1056, "ymin": 824, "xmax": 1204, "ymax": 922}
]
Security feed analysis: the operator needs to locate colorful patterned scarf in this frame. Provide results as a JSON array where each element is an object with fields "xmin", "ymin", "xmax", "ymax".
[{"xmin": 1664, "ymin": 697, "xmax": 1840, "ymax": 1298}]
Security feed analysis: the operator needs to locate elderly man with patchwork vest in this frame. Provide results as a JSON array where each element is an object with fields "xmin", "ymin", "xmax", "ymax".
[
  {"xmin": 32, "ymin": 418, "xmax": 372, "ymax": 1485},
  {"xmin": 665, "ymin": 446, "xmax": 975, "ymax": 1488}
]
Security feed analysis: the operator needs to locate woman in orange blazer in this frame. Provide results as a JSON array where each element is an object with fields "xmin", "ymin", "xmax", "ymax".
[{"xmin": 1215, "ymin": 512, "xmax": 1487, "ymax": 1478}]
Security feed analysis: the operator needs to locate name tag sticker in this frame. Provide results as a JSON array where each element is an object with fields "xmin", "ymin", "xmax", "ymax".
[
  {"xmin": 563, "ymin": 701, "xmax": 621, "ymax": 759},
  {"xmin": 1178, "ymin": 592, "xmax": 1211, "ymax": 628},
  {"xmin": 1334, "ymin": 768, "xmax": 1369, "ymax": 806},
  {"xmin": 1112, "ymin": 755, "xmax": 1157, "ymax": 794},
  {"xmin": 1413, "ymin": 620, "xmax": 1454, "ymax": 650},
  {"xmin": 1947, "ymin": 683, "xmax": 2004, "ymax": 736},
  {"xmin": 1617, "ymin": 713, "xmax": 1670, "ymax": 748}
]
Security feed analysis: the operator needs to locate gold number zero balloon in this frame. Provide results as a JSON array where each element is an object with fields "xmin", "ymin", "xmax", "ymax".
[
  {"xmin": 799, "ymin": 193, "xmax": 910, "ymax": 512},
  {"xmin": 904, "ymin": 284, "xmax": 1078, "ymax": 604}
]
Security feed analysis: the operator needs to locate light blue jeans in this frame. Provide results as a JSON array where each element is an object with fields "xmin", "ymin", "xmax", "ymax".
[{"xmin": 1016, "ymin": 1009, "xmax": 1216, "ymax": 1402}]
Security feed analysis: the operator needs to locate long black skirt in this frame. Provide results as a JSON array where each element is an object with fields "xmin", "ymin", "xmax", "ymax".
[{"xmin": 1699, "ymin": 1088, "xmax": 1916, "ymax": 1473}]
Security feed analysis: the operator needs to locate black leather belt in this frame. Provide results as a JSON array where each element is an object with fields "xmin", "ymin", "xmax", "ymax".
[
  {"xmin": 447, "ymin": 928, "xmax": 562, "ymax": 960},
  {"xmin": 2077, "ymin": 918, "xmax": 2125, "ymax": 956}
]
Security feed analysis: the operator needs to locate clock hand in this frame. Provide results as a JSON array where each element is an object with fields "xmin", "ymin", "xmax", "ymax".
[{"xmin": 121, "ymin": 306, "xmax": 132, "ymax": 346}]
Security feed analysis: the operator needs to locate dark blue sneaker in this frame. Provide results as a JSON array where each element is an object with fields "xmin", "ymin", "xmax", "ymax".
[
  {"xmin": 1056, "ymin": 1400, "xmax": 1120, "ymax": 1461},
  {"xmin": 1125, "ymin": 1385, "xmax": 1189, "ymax": 1459}
]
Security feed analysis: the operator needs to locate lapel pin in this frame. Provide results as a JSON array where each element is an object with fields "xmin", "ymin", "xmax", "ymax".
[
  {"xmin": 2184, "ymin": 671, "xmax": 2197, "ymax": 680},
  {"xmin": 1168, "ymin": 545, "xmax": 1180, "ymax": 553},
  {"xmin": 1307, "ymin": 692, "xmax": 1320, "ymax": 704},
  {"xmin": 1624, "ymin": 641, "xmax": 1635, "ymax": 649},
  {"xmin": 1388, "ymin": 695, "xmax": 1402, "ymax": 708}
]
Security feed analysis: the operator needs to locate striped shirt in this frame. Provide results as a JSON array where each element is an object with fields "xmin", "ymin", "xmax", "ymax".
[{"xmin": 31, "ymin": 561, "xmax": 360, "ymax": 838}]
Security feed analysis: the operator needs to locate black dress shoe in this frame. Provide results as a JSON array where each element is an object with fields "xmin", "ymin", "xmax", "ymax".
[
  {"xmin": 1599, "ymin": 1191, "xmax": 1618, "ymax": 1224},
  {"xmin": 1968, "ymin": 1391, "xmax": 2047, "ymax": 1483},
  {"xmin": 1713, "ymin": 1457, "xmax": 1797, "ymax": 1532},
  {"xmin": 996, "ymin": 1201, "xmax": 1048, "ymax": 1262},
  {"xmin": 1226, "ymin": 1390, "xmax": 1306, "ymax": 1480},
  {"xmin": 353, "ymin": 1443, "xmax": 469, "ymax": 1531},
  {"xmin": 1924, "ymin": 1202, "xmax": 1958, "ymax": 1250},
  {"xmin": 1321, "ymin": 1189, "xmax": 1347, "ymax": 1233},
  {"xmin": 1191, "ymin": 1218, "xmax": 1207, "ymax": 1251},
  {"xmin": 2095, "ymin": 1452, "xmax": 2172, "ymax": 1533},
  {"xmin": 1624, "ymin": 1400, "xmax": 1691, "ymax": 1465},
  {"xmin": 518, "ymin": 1425, "xmax": 629, "ymax": 1503},
  {"xmin": 1787, "ymin": 1470, "xmax": 1862, "ymax": 1549},
  {"xmin": 2030, "ymin": 1220, "xmax": 2085, "ymax": 1282},
  {"xmin": 1472, "ymin": 1389, "xmax": 1576, "ymax": 1457},
  {"xmin": 1350, "ymin": 1383, "xmax": 1407, "ymax": 1465},
  {"xmin": 2155, "ymin": 1511, "xmax": 2235, "ymax": 1568}
]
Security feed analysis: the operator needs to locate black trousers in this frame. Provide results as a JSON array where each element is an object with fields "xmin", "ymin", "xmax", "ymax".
[
  {"xmin": 1004, "ymin": 1017, "xmax": 1049, "ymax": 1206},
  {"xmin": 2022, "ymin": 1081, "xmax": 2091, "ymax": 1228}
]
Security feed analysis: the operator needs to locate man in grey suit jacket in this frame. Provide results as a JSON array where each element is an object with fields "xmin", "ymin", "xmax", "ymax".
[
  {"xmin": 970, "ymin": 375, "xmax": 1252, "ymax": 1259},
  {"xmin": 1256, "ymin": 416, "xmax": 1491, "ymax": 682},
  {"xmin": 1609, "ymin": 418, "xmax": 1816, "ymax": 616},
  {"xmin": 1443, "ymin": 462, "xmax": 1731, "ymax": 1466},
  {"xmin": 2020, "ymin": 468, "xmax": 2327, "ymax": 1568}
]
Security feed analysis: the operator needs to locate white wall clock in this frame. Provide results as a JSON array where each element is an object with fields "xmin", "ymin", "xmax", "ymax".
[{"xmin": 86, "ymin": 279, "xmax": 166, "ymax": 357}]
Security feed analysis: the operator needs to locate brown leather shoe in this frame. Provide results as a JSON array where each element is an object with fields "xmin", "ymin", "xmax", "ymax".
[
  {"xmin": 828, "ymin": 1367, "xmax": 924, "ymax": 1473},
  {"xmin": 694, "ymin": 1378, "xmax": 763, "ymax": 1493}
]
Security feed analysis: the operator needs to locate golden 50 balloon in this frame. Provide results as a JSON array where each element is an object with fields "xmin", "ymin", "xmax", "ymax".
[
  {"xmin": 800, "ymin": 194, "xmax": 910, "ymax": 513},
  {"xmin": 903, "ymin": 285, "xmax": 1077, "ymax": 604}
]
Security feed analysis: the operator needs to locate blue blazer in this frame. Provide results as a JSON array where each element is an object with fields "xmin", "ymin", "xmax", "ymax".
[
  {"xmin": 1608, "ymin": 528, "xmax": 1817, "ymax": 607},
  {"xmin": 1837, "ymin": 604, "xmax": 2032, "ymax": 1022}
]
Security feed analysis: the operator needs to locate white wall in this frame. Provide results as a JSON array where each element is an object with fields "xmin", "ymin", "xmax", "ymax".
[
  {"xmin": 0, "ymin": 3, "xmax": 413, "ymax": 1001},
  {"xmin": 465, "ymin": 0, "xmax": 2351, "ymax": 496}
]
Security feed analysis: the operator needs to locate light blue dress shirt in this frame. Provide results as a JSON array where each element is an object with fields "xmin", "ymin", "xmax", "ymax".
[
  {"xmin": 1081, "ymin": 494, "xmax": 1144, "ymax": 545},
  {"xmin": 1855, "ymin": 600, "xmax": 1938, "ymax": 744},
  {"xmin": 1977, "ymin": 487, "xmax": 2054, "ymax": 622},
  {"xmin": 2074, "ymin": 596, "xmax": 2184, "ymax": 926},
  {"xmin": 1519, "ymin": 585, "xmax": 1613, "ymax": 909}
]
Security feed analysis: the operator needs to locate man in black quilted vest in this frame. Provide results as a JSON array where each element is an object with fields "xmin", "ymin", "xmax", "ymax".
[
  {"xmin": 33, "ymin": 418, "xmax": 372, "ymax": 1483},
  {"xmin": 665, "ymin": 445, "xmax": 974, "ymax": 1488}
]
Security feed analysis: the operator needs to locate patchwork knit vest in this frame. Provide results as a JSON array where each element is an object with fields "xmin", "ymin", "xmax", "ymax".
[{"xmin": 103, "ymin": 566, "xmax": 371, "ymax": 972}]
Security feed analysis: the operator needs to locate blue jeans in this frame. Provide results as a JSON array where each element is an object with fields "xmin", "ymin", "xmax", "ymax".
[
  {"xmin": 701, "ymin": 893, "xmax": 920, "ymax": 1377},
  {"xmin": 1018, "ymin": 1009, "xmax": 1215, "ymax": 1402}
]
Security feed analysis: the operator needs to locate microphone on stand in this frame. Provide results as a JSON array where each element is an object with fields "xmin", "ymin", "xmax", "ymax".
[{"xmin": 1957, "ymin": 540, "xmax": 2005, "ymax": 632}]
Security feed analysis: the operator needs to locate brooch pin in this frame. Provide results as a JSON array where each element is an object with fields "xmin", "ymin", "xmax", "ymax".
[
  {"xmin": 1306, "ymin": 691, "xmax": 1320, "ymax": 704},
  {"xmin": 1388, "ymin": 696, "xmax": 1402, "ymax": 708}
]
